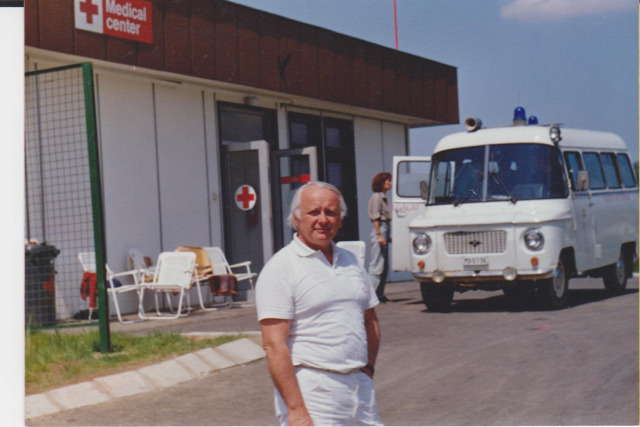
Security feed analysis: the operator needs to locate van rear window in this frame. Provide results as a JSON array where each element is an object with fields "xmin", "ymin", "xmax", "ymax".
[
  {"xmin": 600, "ymin": 153, "xmax": 620, "ymax": 189},
  {"xmin": 583, "ymin": 152, "xmax": 606, "ymax": 190},
  {"xmin": 616, "ymin": 153, "xmax": 637, "ymax": 188}
]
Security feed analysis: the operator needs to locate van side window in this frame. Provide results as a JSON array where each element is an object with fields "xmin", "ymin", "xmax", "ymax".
[
  {"xmin": 397, "ymin": 160, "xmax": 431, "ymax": 197},
  {"xmin": 616, "ymin": 153, "xmax": 637, "ymax": 188},
  {"xmin": 564, "ymin": 151, "xmax": 583, "ymax": 190},
  {"xmin": 582, "ymin": 152, "xmax": 606, "ymax": 190},
  {"xmin": 600, "ymin": 152, "xmax": 620, "ymax": 189}
]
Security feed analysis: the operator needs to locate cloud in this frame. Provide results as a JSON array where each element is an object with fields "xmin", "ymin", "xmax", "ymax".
[{"xmin": 500, "ymin": 0, "xmax": 637, "ymax": 23}]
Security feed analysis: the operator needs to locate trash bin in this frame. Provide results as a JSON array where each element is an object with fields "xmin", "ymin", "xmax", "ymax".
[{"xmin": 25, "ymin": 243, "xmax": 60, "ymax": 327}]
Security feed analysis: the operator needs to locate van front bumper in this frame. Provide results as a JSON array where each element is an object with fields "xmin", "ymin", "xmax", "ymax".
[{"xmin": 413, "ymin": 268, "xmax": 555, "ymax": 283}]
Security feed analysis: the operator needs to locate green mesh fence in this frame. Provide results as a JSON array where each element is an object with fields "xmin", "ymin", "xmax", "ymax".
[{"xmin": 24, "ymin": 63, "xmax": 108, "ymax": 343}]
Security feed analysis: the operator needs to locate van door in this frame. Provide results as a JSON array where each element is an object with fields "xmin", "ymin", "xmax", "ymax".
[{"xmin": 391, "ymin": 156, "xmax": 431, "ymax": 271}]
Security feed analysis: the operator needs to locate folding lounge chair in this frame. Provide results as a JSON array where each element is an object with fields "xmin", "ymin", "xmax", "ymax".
[
  {"xmin": 78, "ymin": 252, "xmax": 145, "ymax": 324},
  {"xmin": 336, "ymin": 240, "xmax": 366, "ymax": 267},
  {"xmin": 138, "ymin": 251, "xmax": 198, "ymax": 320},
  {"xmin": 203, "ymin": 247, "xmax": 257, "ymax": 305}
]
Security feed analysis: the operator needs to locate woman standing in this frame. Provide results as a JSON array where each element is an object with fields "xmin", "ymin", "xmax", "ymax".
[{"xmin": 368, "ymin": 172, "xmax": 392, "ymax": 302}]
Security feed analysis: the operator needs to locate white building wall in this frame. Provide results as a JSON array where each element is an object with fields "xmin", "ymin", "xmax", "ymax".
[
  {"xmin": 96, "ymin": 74, "xmax": 160, "ymax": 272},
  {"xmin": 154, "ymin": 85, "xmax": 211, "ymax": 251},
  {"xmin": 96, "ymin": 74, "xmax": 164, "ymax": 314},
  {"xmin": 97, "ymin": 76, "xmax": 223, "ymax": 313}
]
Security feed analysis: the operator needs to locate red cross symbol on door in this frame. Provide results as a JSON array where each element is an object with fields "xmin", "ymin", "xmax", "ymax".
[
  {"xmin": 79, "ymin": 0, "xmax": 100, "ymax": 24},
  {"xmin": 235, "ymin": 185, "xmax": 257, "ymax": 211}
]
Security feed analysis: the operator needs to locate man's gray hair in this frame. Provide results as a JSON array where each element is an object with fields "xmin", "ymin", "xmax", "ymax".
[{"xmin": 287, "ymin": 181, "xmax": 348, "ymax": 230}]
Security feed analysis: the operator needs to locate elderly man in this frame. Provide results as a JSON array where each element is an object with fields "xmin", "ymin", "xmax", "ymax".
[{"xmin": 256, "ymin": 181, "xmax": 382, "ymax": 426}]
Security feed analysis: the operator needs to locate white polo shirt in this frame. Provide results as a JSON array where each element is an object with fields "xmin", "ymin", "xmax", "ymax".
[{"xmin": 256, "ymin": 235, "xmax": 379, "ymax": 373}]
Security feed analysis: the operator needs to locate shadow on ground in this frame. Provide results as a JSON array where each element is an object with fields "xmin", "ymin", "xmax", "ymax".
[{"xmin": 408, "ymin": 288, "xmax": 638, "ymax": 314}]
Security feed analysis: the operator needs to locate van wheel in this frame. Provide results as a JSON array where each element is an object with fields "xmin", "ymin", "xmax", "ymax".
[
  {"xmin": 603, "ymin": 252, "xmax": 627, "ymax": 295},
  {"xmin": 420, "ymin": 282, "xmax": 454, "ymax": 312},
  {"xmin": 539, "ymin": 259, "xmax": 568, "ymax": 310}
]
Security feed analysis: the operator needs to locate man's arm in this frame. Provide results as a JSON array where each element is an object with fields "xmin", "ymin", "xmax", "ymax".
[
  {"xmin": 260, "ymin": 318, "xmax": 313, "ymax": 426},
  {"xmin": 362, "ymin": 307, "xmax": 380, "ymax": 378}
]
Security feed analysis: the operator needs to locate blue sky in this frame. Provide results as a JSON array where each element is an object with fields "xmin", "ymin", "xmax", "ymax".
[{"xmin": 229, "ymin": 0, "xmax": 638, "ymax": 160}]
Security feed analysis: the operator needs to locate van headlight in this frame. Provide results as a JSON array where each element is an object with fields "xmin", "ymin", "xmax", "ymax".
[
  {"xmin": 524, "ymin": 228, "xmax": 544, "ymax": 251},
  {"xmin": 413, "ymin": 233, "xmax": 432, "ymax": 254}
]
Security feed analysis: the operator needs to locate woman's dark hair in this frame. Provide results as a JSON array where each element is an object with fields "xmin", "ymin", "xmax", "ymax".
[{"xmin": 371, "ymin": 172, "xmax": 392, "ymax": 192}]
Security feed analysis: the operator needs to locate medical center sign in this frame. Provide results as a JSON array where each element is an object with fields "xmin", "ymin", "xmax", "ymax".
[{"xmin": 74, "ymin": 0, "xmax": 153, "ymax": 44}]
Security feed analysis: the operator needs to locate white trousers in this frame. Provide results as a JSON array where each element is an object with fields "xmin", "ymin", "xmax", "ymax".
[{"xmin": 275, "ymin": 367, "xmax": 383, "ymax": 426}]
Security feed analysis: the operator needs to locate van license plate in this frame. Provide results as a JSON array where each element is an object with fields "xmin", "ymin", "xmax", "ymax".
[{"xmin": 463, "ymin": 257, "xmax": 488, "ymax": 266}]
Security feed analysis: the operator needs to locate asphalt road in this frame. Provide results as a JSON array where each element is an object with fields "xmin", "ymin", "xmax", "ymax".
[{"xmin": 29, "ymin": 276, "xmax": 638, "ymax": 426}]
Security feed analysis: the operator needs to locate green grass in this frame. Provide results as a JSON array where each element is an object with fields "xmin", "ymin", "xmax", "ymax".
[{"xmin": 25, "ymin": 330, "xmax": 244, "ymax": 394}]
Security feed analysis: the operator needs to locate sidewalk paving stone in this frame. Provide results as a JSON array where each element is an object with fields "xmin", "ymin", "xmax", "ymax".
[
  {"xmin": 138, "ymin": 359, "xmax": 196, "ymax": 389},
  {"xmin": 92, "ymin": 371, "xmax": 157, "ymax": 398},
  {"xmin": 25, "ymin": 394, "xmax": 61, "ymax": 419},
  {"xmin": 45, "ymin": 381, "xmax": 110, "ymax": 410},
  {"xmin": 175, "ymin": 352, "xmax": 216, "ymax": 376},
  {"xmin": 194, "ymin": 347, "xmax": 237, "ymax": 370},
  {"xmin": 216, "ymin": 337, "xmax": 266, "ymax": 365}
]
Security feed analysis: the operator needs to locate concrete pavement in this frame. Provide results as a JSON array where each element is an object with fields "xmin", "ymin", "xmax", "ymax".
[
  {"xmin": 26, "ymin": 298, "xmax": 270, "ymax": 421},
  {"xmin": 24, "ymin": 283, "xmax": 419, "ymax": 423},
  {"xmin": 25, "ymin": 336, "xmax": 266, "ymax": 420}
]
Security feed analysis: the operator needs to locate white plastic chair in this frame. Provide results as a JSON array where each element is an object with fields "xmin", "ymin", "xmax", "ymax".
[
  {"xmin": 138, "ymin": 251, "xmax": 198, "ymax": 320},
  {"xmin": 175, "ymin": 246, "xmax": 231, "ymax": 311},
  {"xmin": 77, "ymin": 252, "xmax": 144, "ymax": 324},
  {"xmin": 127, "ymin": 248, "xmax": 156, "ymax": 283},
  {"xmin": 336, "ymin": 241, "xmax": 366, "ymax": 267},
  {"xmin": 203, "ymin": 247, "xmax": 257, "ymax": 291}
]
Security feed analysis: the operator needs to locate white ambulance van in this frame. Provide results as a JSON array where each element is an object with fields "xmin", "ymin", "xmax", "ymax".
[{"xmin": 392, "ymin": 109, "xmax": 638, "ymax": 311}]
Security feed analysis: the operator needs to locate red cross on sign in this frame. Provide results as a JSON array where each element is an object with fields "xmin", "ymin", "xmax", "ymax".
[
  {"xmin": 235, "ymin": 185, "xmax": 257, "ymax": 211},
  {"xmin": 80, "ymin": 0, "xmax": 99, "ymax": 24}
]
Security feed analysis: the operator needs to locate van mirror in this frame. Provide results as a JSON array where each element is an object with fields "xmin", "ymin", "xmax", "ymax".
[
  {"xmin": 577, "ymin": 170, "xmax": 590, "ymax": 191},
  {"xmin": 419, "ymin": 180, "xmax": 429, "ymax": 200}
]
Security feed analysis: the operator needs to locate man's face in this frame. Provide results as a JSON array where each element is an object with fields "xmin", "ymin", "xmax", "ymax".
[{"xmin": 294, "ymin": 185, "xmax": 343, "ymax": 252}]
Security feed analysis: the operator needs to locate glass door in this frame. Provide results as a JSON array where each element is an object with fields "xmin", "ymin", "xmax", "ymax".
[
  {"xmin": 221, "ymin": 140, "xmax": 273, "ymax": 274},
  {"xmin": 271, "ymin": 147, "xmax": 318, "ymax": 251}
]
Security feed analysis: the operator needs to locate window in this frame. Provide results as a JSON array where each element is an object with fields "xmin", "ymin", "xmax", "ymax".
[
  {"xmin": 396, "ymin": 160, "xmax": 430, "ymax": 198},
  {"xmin": 429, "ymin": 143, "xmax": 567, "ymax": 205},
  {"xmin": 600, "ymin": 153, "xmax": 620, "ymax": 189},
  {"xmin": 582, "ymin": 152, "xmax": 606, "ymax": 190},
  {"xmin": 616, "ymin": 153, "xmax": 637, "ymax": 188},
  {"xmin": 219, "ymin": 104, "xmax": 277, "ymax": 144},
  {"xmin": 564, "ymin": 151, "xmax": 583, "ymax": 190}
]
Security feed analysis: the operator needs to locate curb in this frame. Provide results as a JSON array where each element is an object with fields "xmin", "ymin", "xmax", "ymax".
[{"xmin": 25, "ymin": 337, "xmax": 265, "ymax": 420}]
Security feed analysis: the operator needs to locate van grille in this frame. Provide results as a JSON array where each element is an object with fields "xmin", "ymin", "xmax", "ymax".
[{"xmin": 443, "ymin": 230, "xmax": 507, "ymax": 254}]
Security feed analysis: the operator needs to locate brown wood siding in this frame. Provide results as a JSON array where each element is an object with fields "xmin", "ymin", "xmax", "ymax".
[
  {"xmin": 258, "ymin": 13, "xmax": 281, "ymax": 92},
  {"xmin": 190, "ymin": 0, "xmax": 216, "ymax": 80},
  {"xmin": 25, "ymin": 0, "xmax": 458, "ymax": 125},
  {"xmin": 137, "ymin": 4, "xmax": 165, "ymax": 70},
  {"xmin": 24, "ymin": 0, "xmax": 38, "ymax": 47},
  {"xmin": 237, "ymin": 7, "xmax": 260, "ymax": 88},
  {"xmin": 333, "ymin": 35, "xmax": 352, "ymax": 106},
  {"xmin": 164, "ymin": 0, "xmax": 191, "ymax": 75}
]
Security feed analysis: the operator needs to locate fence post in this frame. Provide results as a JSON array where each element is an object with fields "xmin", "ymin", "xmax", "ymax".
[{"xmin": 82, "ymin": 63, "xmax": 111, "ymax": 353}]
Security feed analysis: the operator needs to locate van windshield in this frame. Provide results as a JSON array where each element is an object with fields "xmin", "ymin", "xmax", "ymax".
[{"xmin": 428, "ymin": 143, "xmax": 568, "ymax": 205}]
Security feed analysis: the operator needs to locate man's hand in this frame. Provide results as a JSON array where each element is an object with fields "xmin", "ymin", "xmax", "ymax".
[
  {"xmin": 288, "ymin": 408, "xmax": 314, "ymax": 426},
  {"xmin": 361, "ymin": 365, "xmax": 374, "ymax": 379}
]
